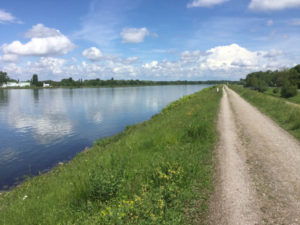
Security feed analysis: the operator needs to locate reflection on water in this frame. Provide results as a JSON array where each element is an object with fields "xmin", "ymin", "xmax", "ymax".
[{"xmin": 0, "ymin": 85, "xmax": 209, "ymax": 189}]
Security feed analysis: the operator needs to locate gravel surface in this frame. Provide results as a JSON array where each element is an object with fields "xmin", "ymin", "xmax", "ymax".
[{"xmin": 209, "ymin": 86, "xmax": 300, "ymax": 225}]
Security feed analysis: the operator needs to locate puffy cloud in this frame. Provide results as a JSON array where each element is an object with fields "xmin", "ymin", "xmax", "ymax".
[
  {"xmin": 204, "ymin": 44, "xmax": 259, "ymax": 70},
  {"xmin": 82, "ymin": 47, "xmax": 103, "ymax": 61},
  {"xmin": 29, "ymin": 57, "xmax": 66, "ymax": 74},
  {"xmin": 141, "ymin": 44, "xmax": 292, "ymax": 80},
  {"xmin": 249, "ymin": 0, "xmax": 300, "ymax": 11},
  {"xmin": 25, "ymin": 24, "xmax": 61, "ymax": 38},
  {"xmin": 262, "ymin": 49, "xmax": 284, "ymax": 58},
  {"xmin": 0, "ymin": 9, "xmax": 21, "ymax": 24},
  {"xmin": 1, "ymin": 24, "xmax": 75, "ymax": 58},
  {"xmin": 2, "ymin": 37, "xmax": 74, "ymax": 56},
  {"xmin": 121, "ymin": 27, "xmax": 156, "ymax": 43},
  {"xmin": 122, "ymin": 56, "xmax": 139, "ymax": 64},
  {"xmin": 180, "ymin": 50, "xmax": 203, "ymax": 64},
  {"xmin": 0, "ymin": 54, "xmax": 18, "ymax": 62},
  {"xmin": 1, "ymin": 44, "xmax": 295, "ymax": 81},
  {"xmin": 73, "ymin": 0, "xmax": 134, "ymax": 48},
  {"xmin": 143, "ymin": 61, "xmax": 159, "ymax": 69},
  {"xmin": 2, "ymin": 57, "xmax": 66, "ymax": 79},
  {"xmin": 187, "ymin": 0, "xmax": 229, "ymax": 8}
]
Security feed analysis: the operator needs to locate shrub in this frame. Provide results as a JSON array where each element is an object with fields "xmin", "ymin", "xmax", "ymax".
[
  {"xmin": 281, "ymin": 82, "xmax": 298, "ymax": 98},
  {"xmin": 256, "ymin": 79, "xmax": 268, "ymax": 92},
  {"xmin": 273, "ymin": 88, "xmax": 279, "ymax": 94}
]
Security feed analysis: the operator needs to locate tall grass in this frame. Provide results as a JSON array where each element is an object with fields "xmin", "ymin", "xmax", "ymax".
[
  {"xmin": 265, "ymin": 87, "xmax": 300, "ymax": 105},
  {"xmin": 231, "ymin": 85, "xmax": 300, "ymax": 140},
  {"xmin": 0, "ymin": 86, "xmax": 222, "ymax": 224}
]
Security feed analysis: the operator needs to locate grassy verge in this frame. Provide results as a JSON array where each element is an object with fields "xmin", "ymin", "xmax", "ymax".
[
  {"xmin": 0, "ymin": 86, "xmax": 222, "ymax": 225},
  {"xmin": 230, "ymin": 85, "xmax": 300, "ymax": 140},
  {"xmin": 264, "ymin": 87, "xmax": 300, "ymax": 105}
]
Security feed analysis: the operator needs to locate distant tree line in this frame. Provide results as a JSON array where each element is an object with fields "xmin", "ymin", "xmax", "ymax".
[
  {"xmin": 0, "ymin": 71, "xmax": 17, "ymax": 85},
  {"xmin": 0, "ymin": 72, "xmax": 240, "ymax": 88},
  {"xmin": 42, "ymin": 77, "xmax": 239, "ymax": 87},
  {"xmin": 241, "ymin": 65, "xmax": 300, "ymax": 98}
]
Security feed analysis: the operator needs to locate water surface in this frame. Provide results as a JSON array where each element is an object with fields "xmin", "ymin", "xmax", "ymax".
[{"xmin": 0, "ymin": 85, "xmax": 209, "ymax": 189}]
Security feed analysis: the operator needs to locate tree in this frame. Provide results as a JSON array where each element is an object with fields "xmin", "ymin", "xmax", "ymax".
[
  {"xmin": 31, "ymin": 74, "xmax": 39, "ymax": 86},
  {"xmin": 0, "ymin": 71, "xmax": 10, "ymax": 85},
  {"xmin": 293, "ymin": 64, "xmax": 300, "ymax": 74},
  {"xmin": 256, "ymin": 79, "xmax": 268, "ymax": 92},
  {"xmin": 281, "ymin": 81, "xmax": 298, "ymax": 98}
]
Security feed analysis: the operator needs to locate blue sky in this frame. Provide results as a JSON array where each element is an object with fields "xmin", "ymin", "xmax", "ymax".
[{"xmin": 0, "ymin": 0, "xmax": 300, "ymax": 81}]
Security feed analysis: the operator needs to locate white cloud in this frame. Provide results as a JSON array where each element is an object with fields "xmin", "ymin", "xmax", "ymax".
[
  {"xmin": 205, "ymin": 44, "xmax": 259, "ymax": 70},
  {"xmin": 0, "ymin": 54, "xmax": 18, "ymax": 62},
  {"xmin": 141, "ymin": 44, "xmax": 293, "ymax": 80},
  {"xmin": 180, "ymin": 50, "xmax": 203, "ymax": 63},
  {"xmin": 143, "ymin": 61, "xmax": 159, "ymax": 69},
  {"xmin": 1, "ymin": 44, "xmax": 296, "ymax": 81},
  {"xmin": 2, "ymin": 37, "xmax": 74, "ymax": 57},
  {"xmin": 73, "ymin": 0, "xmax": 138, "ymax": 48},
  {"xmin": 0, "ymin": 9, "xmax": 21, "ymax": 24},
  {"xmin": 30, "ymin": 57, "xmax": 66, "ymax": 74},
  {"xmin": 123, "ymin": 56, "xmax": 139, "ymax": 64},
  {"xmin": 25, "ymin": 24, "xmax": 61, "ymax": 38},
  {"xmin": 121, "ymin": 27, "xmax": 156, "ymax": 43},
  {"xmin": 82, "ymin": 47, "xmax": 103, "ymax": 61},
  {"xmin": 3, "ymin": 57, "xmax": 67, "ymax": 78},
  {"xmin": 1, "ymin": 24, "xmax": 75, "ymax": 58},
  {"xmin": 249, "ymin": 0, "xmax": 300, "ymax": 11},
  {"xmin": 187, "ymin": 0, "xmax": 229, "ymax": 8}
]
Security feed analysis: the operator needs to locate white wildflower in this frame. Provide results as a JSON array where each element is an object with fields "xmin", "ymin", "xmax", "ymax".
[{"xmin": 22, "ymin": 195, "xmax": 28, "ymax": 200}]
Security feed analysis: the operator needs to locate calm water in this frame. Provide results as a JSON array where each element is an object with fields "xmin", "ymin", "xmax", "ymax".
[{"xmin": 0, "ymin": 85, "xmax": 209, "ymax": 190}]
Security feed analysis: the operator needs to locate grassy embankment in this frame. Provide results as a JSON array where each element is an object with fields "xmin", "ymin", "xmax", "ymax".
[
  {"xmin": 264, "ymin": 87, "xmax": 300, "ymax": 105},
  {"xmin": 0, "ymin": 86, "xmax": 222, "ymax": 225},
  {"xmin": 230, "ymin": 85, "xmax": 300, "ymax": 140}
]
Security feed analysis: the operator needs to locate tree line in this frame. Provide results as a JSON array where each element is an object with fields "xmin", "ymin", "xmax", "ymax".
[
  {"xmin": 0, "ymin": 72, "xmax": 239, "ymax": 88},
  {"xmin": 241, "ymin": 64, "xmax": 300, "ymax": 98}
]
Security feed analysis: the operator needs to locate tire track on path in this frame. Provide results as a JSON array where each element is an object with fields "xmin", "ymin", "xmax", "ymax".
[{"xmin": 209, "ymin": 86, "xmax": 300, "ymax": 225}]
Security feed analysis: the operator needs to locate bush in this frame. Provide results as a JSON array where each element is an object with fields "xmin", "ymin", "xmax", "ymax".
[
  {"xmin": 256, "ymin": 79, "xmax": 268, "ymax": 92},
  {"xmin": 273, "ymin": 88, "xmax": 279, "ymax": 94},
  {"xmin": 281, "ymin": 82, "xmax": 298, "ymax": 98}
]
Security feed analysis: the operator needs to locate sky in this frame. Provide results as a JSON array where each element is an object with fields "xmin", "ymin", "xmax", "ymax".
[{"xmin": 0, "ymin": 0, "xmax": 300, "ymax": 81}]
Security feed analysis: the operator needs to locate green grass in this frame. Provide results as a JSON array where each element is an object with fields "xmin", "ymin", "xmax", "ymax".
[
  {"xmin": 0, "ymin": 86, "xmax": 222, "ymax": 225},
  {"xmin": 230, "ymin": 85, "xmax": 300, "ymax": 140},
  {"xmin": 264, "ymin": 87, "xmax": 300, "ymax": 105}
]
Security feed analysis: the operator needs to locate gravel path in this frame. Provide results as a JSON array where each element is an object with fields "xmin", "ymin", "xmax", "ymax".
[{"xmin": 209, "ymin": 86, "xmax": 300, "ymax": 225}]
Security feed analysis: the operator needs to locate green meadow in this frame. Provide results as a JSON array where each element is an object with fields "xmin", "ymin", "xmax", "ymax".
[
  {"xmin": 264, "ymin": 87, "xmax": 300, "ymax": 105},
  {"xmin": 0, "ymin": 86, "xmax": 222, "ymax": 225}
]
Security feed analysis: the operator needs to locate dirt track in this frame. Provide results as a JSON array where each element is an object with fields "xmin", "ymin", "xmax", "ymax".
[{"xmin": 209, "ymin": 86, "xmax": 300, "ymax": 225}]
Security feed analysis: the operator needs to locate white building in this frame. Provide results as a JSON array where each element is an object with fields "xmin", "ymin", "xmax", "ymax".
[
  {"xmin": 2, "ymin": 82, "xmax": 30, "ymax": 88},
  {"xmin": 43, "ymin": 83, "xmax": 50, "ymax": 88}
]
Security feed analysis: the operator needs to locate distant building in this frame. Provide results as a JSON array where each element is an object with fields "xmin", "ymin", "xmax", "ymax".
[
  {"xmin": 43, "ymin": 83, "xmax": 50, "ymax": 88},
  {"xmin": 2, "ymin": 82, "xmax": 30, "ymax": 88},
  {"xmin": 19, "ymin": 82, "xmax": 31, "ymax": 87}
]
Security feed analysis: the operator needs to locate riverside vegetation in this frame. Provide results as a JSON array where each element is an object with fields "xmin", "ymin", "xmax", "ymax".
[
  {"xmin": 0, "ymin": 86, "xmax": 222, "ymax": 224},
  {"xmin": 0, "ymin": 71, "xmax": 236, "ymax": 88},
  {"xmin": 241, "ymin": 64, "xmax": 300, "ymax": 98},
  {"xmin": 230, "ymin": 85, "xmax": 300, "ymax": 141},
  {"xmin": 264, "ymin": 87, "xmax": 300, "ymax": 105}
]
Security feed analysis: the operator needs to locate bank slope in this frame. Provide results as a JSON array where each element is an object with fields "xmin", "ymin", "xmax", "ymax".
[{"xmin": 0, "ymin": 86, "xmax": 222, "ymax": 225}]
